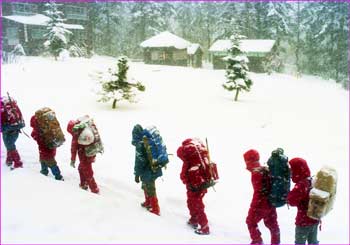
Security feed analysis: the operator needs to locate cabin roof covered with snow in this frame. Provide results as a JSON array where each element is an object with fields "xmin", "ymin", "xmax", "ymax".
[
  {"xmin": 209, "ymin": 39, "xmax": 275, "ymax": 55},
  {"xmin": 187, "ymin": 43, "xmax": 202, "ymax": 55},
  {"xmin": 2, "ymin": 14, "xmax": 84, "ymax": 30},
  {"xmin": 140, "ymin": 31, "xmax": 192, "ymax": 50}
]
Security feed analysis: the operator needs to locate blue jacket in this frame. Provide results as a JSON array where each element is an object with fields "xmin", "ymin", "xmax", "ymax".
[{"xmin": 132, "ymin": 124, "xmax": 162, "ymax": 183}]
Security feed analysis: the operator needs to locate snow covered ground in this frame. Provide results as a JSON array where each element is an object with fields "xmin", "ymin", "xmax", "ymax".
[{"xmin": 1, "ymin": 56, "xmax": 349, "ymax": 244}]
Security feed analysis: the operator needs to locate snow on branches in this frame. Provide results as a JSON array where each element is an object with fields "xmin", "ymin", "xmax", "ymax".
[
  {"xmin": 44, "ymin": 1, "xmax": 72, "ymax": 60},
  {"xmin": 223, "ymin": 34, "xmax": 253, "ymax": 101},
  {"xmin": 96, "ymin": 56, "xmax": 145, "ymax": 109}
]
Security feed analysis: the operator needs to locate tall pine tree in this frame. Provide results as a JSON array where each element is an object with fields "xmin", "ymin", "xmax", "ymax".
[
  {"xmin": 44, "ymin": 1, "xmax": 71, "ymax": 60},
  {"xmin": 223, "ymin": 34, "xmax": 253, "ymax": 101}
]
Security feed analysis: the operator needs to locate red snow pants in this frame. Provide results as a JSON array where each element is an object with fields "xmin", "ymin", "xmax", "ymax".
[
  {"xmin": 246, "ymin": 207, "xmax": 280, "ymax": 244},
  {"xmin": 78, "ymin": 161, "xmax": 99, "ymax": 193},
  {"xmin": 186, "ymin": 187, "xmax": 208, "ymax": 228}
]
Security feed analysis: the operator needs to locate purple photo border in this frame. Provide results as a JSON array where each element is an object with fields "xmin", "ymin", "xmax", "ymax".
[{"xmin": 0, "ymin": 0, "xmax": 349, "ymax": 244}]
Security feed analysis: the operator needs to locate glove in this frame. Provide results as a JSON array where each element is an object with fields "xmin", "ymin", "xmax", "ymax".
[
  {"xmin": 135, "ymin": 175, "xmax": 140, "ymax": 183},
  {"xmin": 70, "ymin": 160, "xmax": 76, "ymax": 168}
]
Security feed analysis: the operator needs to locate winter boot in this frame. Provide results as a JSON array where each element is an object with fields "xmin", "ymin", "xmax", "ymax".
[
  {"xmin": 195, "ymin": 224, "xmax": 210, "ymax": 235},
  {"xmin": 6, "ymin": 150, "xmax": 13, "ymax": 166},
  {"xmin": 88, "ymin": 177, "xmax": 100, "ymax": 194},
  {"xmin": 250, "ymin": 240, "xmax": 263, "ymax": 244},
  {"xmin": 12, "ymin": 150, "xmax": 23, "ymax": 168},
  {"xmin": 141, "ymin": 190, "xmax": 151, "ymax": 209},
  {"xmin": 50, "ymin": 165, "xmax": 64, "ymax": 181},
  {"xmin": 187, "ymin": 219, "xmax": 199, "ymax": 229},
  {"xmin": 148, "ymin": 196, "xmax": 160, "ymax": 216},
  {"xmin": 79, "ymin": 182, "xmax": 88, "ymax": 190}
]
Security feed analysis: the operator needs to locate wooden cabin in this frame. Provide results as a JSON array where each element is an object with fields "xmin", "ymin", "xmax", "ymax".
[
  {"xmin": 140, "ymin": 31, "xmax": 202, "ymax": 67},
  {"xmin": 209, "ymin": 39, "xmax": 276, "ymax": 72},
  {"xmin": 1, "ymin": 2, "xmax": 86, "ymax": 56}
]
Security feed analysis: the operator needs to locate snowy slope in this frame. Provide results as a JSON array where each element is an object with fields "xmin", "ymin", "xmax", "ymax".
[{"xmin": 1, "ymin": 56, "xmax": 349, "ymax": 244}]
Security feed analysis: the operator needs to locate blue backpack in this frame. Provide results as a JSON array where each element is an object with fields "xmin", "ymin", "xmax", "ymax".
[
  {"xmin": 267, "ymin": 148, "xmax": 291, "ymax": 207},
  {"xmin": 142, "ymin": 126, "xmax": 169, "ymax": 172}
]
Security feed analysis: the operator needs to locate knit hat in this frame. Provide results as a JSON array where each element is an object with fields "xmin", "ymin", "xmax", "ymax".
[
  {"xmin": 243, "ymin": 149, "xmax": 261, "ymax": 170},
  {"xmin": 289, "ymin": 157, "xmax": 310, "ymax": 183}
]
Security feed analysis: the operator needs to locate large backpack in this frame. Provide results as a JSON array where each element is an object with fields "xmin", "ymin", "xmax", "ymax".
[
  {"xmin": 72, "ymin": 115, "xmax": 104, "ymax": 157},
  {"xmin": 267, "ymin": 148, "xmax": 290, "ymax": 207},
  {"xmin": 307, "ymin": 166, "xmax": 337, "ymax": 220},
  {"xmin": 35, "ymin": 107, "xmax": 65, "ymax": 149},
  {"xmin": 142, "ymin": 126, "xmax": 169, "ymax": 172},
  {"xmin": 181, "ymin": 138, "xmax": 219, "ymax": 191},
  {"xmin": 1, "ymin": 95, "xmax": 25, "ymax": 132}
]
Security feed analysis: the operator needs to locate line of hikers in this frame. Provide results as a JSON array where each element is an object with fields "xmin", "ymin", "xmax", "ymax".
[{"xmin": 1, "ymin": 95, "xmax": 337, "ymax": 244}]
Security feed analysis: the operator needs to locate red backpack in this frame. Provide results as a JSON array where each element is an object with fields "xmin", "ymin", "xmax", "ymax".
[
  {"xmin": 181, "ymin": 138, "xmax": 219, "ymax": 191},
  {"xmin": 1, "ymin": 95, "xmax": 25, "ymax": 132}
]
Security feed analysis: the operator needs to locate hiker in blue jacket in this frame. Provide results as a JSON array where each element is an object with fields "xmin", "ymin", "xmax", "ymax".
[{"xmin": 132, "ymin": 124, "xmax": 162, "ymax": 215}]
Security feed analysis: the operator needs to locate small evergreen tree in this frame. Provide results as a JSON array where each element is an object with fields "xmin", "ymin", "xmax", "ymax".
[
  {"xmin": 97, "ymin": 56, "xmax": 145, "ymax": 109},
  {"xmin": 223, "ymin": 34, "xmax": 253, "ymax": 101},
  {"xmin": 44, "ymin": 1, "xmax": 72, "ymax": 60}
]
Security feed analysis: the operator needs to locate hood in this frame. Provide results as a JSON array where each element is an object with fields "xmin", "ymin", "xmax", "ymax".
[
  {"xmin": 289, "ymin": 157, "xmax": 310, "ymax": 183},
  {"xmin": 132, "ymin": 124, "xmax": 144, "ymax": 146},
  {"xmin": 67, "ymin": 120, "xmax": 78, "ymax": 135},
  {"xmin": 177, "ymin": 138, "xmax": 207, "ymax": 165},
  {"xmin": 243, "ymin": 149, "xmax": 261, "ymax": 171}
]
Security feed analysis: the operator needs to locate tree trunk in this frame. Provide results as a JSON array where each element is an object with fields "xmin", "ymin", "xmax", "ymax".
[
  {"xmin": 234, "ymin": 89, "xmax": 240, "ymax": 101},
  {"xmin": 112, "ymin": 99, "xmax": 117, "ymax": 109},
  {"xmin": 296, "ymin": 1, "xmax": 301, "ymax": 75},
  {"xmin": 106, "ymin": 3, "xmax": 111, "ymax": 55},
  {"xmin": 86, "ymin": 3, "xmax": 95, "ymax": 57}
]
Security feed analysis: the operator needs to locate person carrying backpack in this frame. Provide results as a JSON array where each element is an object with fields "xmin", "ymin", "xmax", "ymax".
[
  {"xmin": 132, "ymin": 124, "xmax": 163, "ymax": 216},
  {"xmin": 67, "ymin": 116, "xmax": 102, "ymax": 194},
  {"xmin": 287, "ymin": 158, "xmax": 319, "ymax": 244},
  {"xmin": 243, "ymin": 149, "xmax": 280, "ymax": 244},
  {"xmin": 1, "ymin": 95, "xmax": 24, "ymax": 170},
  {"xmin": 30, "ymin": 109, "xmax": 64, "ymax": 181},
  {"xmin": 177, "ymin": 138, "xmax": 216, "ymax": 235}
]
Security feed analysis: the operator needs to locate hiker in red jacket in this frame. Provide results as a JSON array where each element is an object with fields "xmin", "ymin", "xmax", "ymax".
[
  {"xmin": 287, "ymin": 158, "xmax": 319, "ymax": 244},
  {"xmin": 1, "ymin": 96, "xmax": 24, "ymax": 170},
  {"xmin": 30, "ymin": 116, "xmax": 63, "ymax": 180},
  {"xmin": 67, "ymin": 119, "xmax": 99, "ymax": 194},
  {"xmin": 243, "ymin": 149, "xmax": 280, "ymax": 244},
  {"xmin": 177, "ymin": 138, "xmax": 211, "ymax": 235}
]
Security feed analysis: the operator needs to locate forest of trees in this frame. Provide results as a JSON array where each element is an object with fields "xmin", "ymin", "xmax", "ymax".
[
  {"xmin": 3, "ymin": 1, "xmax": 347, "ymax": 87},
  {"xmin": 84, "ymin": 1, "xmax": 348, "ymax": 87}
]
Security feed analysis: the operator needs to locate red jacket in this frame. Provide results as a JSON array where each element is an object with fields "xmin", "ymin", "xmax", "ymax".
[
  {"xmin": 249, "ymin": 167, "xmax": 272, "ymax": 209},
  {"xmin": 287, "ymin": 158, "xmax": 319, "ymax": 226},
  {"xmin": 30, "ymin": 116, "xmax": 56, "ymax": 160},
  {"xmin": 177, "ymin": 139, "xmax": 208, "ymax": 189},
  {"xmin": 67, "ymin": 120, "xmax": 95, "ymax": 164},
  {"xmin": 70, "ymin": 134, "xmax": 96, "ymax": 163}
]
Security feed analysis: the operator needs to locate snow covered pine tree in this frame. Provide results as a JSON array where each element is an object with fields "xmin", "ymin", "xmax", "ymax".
[
  {"xmin": 43, "ymin": 1, "xmax": 72, "ymax": 60},
  {"xmin": 223, "ymin": 34, "xmax": 253, "ymax": 101},
  {"xmin": 97, "ymin": 56, "xmax": 145, "ymax": 109}
]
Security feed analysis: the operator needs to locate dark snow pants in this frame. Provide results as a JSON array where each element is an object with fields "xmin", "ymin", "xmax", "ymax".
[
  {"xmin": 246, "ymin": 207, "xmax": 280, "ymax": 244},
  {"xmin": 295, "ymin": 224, "xmax": 319, "ymax": 244},
  {"xmin": 2, "ymin": 130, "xmax": 19, "ymax": 151},
  {"xmin": 40, "ymin": 160, "xmax": 63, "ymax": 180},
  {"xmin": 142, "ymin": 181, "xmax": 156, "ymax": 197}
]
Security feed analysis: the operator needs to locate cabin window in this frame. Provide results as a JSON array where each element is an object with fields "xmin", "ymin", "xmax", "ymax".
[
  {"xmin": 66, "ymin": 6, "xmax": 87, "ymax": 20},
  {"xmin": 12, "ymin": 3, "xmax": 36, "ymax": 15},
  {"xmin": 173, "ymin": 50, "xmax": 187, "ymax": 60}
]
